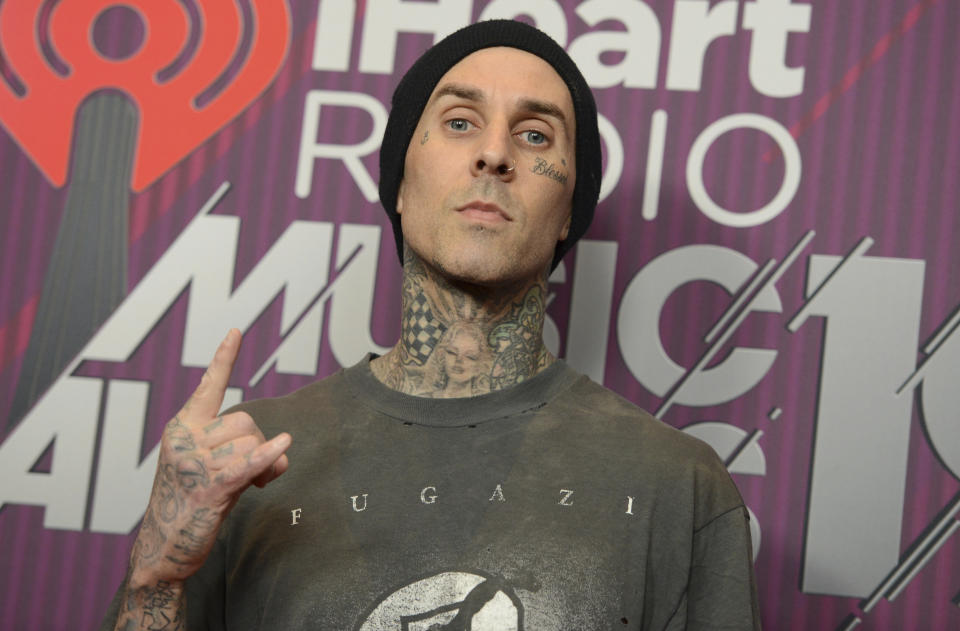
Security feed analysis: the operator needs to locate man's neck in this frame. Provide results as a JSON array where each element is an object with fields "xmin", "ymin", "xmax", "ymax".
[{"xmin": 371, "ymin": 249, "xmax": 554, "ymax": 398}]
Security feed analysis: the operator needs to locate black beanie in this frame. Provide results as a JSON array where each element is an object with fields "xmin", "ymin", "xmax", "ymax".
[{"xmin": 378, "ymin": 19, "xmax": 602, "ymax": 271}]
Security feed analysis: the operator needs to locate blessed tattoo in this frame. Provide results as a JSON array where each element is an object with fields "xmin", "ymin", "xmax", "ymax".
[{"xmin": 530, "ymin": 157, "xmax": 568, "ymax": 185}]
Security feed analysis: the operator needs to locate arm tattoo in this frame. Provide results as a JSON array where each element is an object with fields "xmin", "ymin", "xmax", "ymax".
[{"xmin": 117, "ymin": 580, "xmax": 185, "ymax": 631}]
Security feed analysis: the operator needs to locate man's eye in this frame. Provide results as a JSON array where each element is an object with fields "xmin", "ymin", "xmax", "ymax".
[
  {"xmin": 447, "ymin": 119, "xmax": 471, "ymax": 132},
  {"xmin": 522, "ymin": 130, "xmax": 547, "ymax": 145}
]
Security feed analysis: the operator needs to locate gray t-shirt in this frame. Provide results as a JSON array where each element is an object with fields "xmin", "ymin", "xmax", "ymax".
[{"xmin": 102, "ymin": 356, "xmax": 760, "ymax": 630}]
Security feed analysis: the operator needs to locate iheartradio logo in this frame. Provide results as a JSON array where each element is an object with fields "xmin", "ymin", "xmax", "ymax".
[
  {"xmin": 0, "ymin": 0, "xmax": 291, "ymax": 191},
  {"xmin": 2, "ymin": 0, "xmax": 291, "ymax": 423}
]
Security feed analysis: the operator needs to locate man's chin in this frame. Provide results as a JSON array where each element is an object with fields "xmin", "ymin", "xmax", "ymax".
[
  {"xmin": 435, "ymin": 262, "xmax": 505, "ymax": 288},
  {"xmin": 431, "ymin": 253, "xmax": 525, "ymax": 288}
]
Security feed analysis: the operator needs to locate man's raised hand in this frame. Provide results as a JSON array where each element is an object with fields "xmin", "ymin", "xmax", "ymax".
[{"xmin": 126, "ymin": 328, "xmax": 291, "ymax": 588}]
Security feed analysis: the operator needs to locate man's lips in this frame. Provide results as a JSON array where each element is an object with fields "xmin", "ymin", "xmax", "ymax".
[{"xmin": 457, "ymin": 200, "xmax": 512, "ymax": 223}]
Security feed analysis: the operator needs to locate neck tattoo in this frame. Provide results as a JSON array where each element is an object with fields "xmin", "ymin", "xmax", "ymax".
[{"xmin": 372, "ymin": 249, "xmax": 553, "ymax": 398}]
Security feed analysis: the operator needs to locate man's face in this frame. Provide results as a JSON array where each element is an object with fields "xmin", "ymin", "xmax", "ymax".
[{"xmin": 397, "ymin": 47, "xmax": 576, "ymax": 286}]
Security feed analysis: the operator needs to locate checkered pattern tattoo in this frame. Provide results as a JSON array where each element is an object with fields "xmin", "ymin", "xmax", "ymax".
[{"xmin": 403, "ymin": 294, "xmax": 447, "ymax": 364}]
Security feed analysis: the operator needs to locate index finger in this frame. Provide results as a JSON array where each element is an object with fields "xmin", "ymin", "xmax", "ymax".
[{"xmin": 183, "ymin": 328, "xmax": 242, "ymax": 420}]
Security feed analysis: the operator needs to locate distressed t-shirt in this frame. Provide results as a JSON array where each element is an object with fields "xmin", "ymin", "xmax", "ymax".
[{"xmin": 101, "ymin": 356, "xmax": 760, "ymax": 630}]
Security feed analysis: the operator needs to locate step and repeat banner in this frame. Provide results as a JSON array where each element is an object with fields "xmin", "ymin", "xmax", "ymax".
[{"xmin": 1, "ymin": 1, "xmax": 958, "ymax": 629}]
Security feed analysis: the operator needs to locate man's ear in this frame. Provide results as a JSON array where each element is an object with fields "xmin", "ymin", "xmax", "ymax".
[{"xmin": 396, "ymin": 180, "xmax": 405, "ymax": 214}]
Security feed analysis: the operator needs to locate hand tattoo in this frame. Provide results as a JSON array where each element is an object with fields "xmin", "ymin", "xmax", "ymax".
[
  {"xmin": 211, "ymin": 443, "xmax": 234, "ymax": 459},
  {"xmin": 168, "ymin": 508, "xmax": 217, "ymax": 566}
]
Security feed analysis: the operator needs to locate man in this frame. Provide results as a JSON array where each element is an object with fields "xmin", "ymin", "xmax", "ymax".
[{"xmin": 103, "ymin": 20, "xmax": 760, "ymax": 630}]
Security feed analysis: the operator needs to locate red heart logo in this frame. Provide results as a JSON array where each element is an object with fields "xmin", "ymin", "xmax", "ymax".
[{"xmin": 0, "ymin": 0, "xmax": 290, "ymax": 191}]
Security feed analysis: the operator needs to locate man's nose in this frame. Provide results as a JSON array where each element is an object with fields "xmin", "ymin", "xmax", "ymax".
[{"xmin": 471, "ymin": 126, "xmax": 517, "ymax": 180}]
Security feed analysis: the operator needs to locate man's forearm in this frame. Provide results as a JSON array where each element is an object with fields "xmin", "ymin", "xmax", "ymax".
[
  {"xmin": 101, "ymin": 330, "xmax": 290, "ymax": 631},
  {"xmin": 113, "ymin": 578, "xmax": 186, "ymax": 631}
]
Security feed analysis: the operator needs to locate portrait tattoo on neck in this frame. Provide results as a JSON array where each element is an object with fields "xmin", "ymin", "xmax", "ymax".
[{"xmin": 530, "ymin": 157, "xmax": 568, "ymax": 185}]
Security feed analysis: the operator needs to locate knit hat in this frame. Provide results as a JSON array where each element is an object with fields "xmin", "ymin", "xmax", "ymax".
[{"xmin": 378, "ymin": 19, "xmax": 602, "ymax": 271}]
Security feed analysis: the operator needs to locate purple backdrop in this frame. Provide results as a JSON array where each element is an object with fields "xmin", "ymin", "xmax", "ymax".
[{"xmin": 1, "ymin": 1, "xmax": 959, "ymax": 629}]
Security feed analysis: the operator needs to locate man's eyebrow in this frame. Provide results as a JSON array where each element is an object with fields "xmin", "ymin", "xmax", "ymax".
[
  {"xmin": 518, "ymin": 98, "xmax": 567, "ymax": 126},
  {"xmin": 431, "ymin": 83, "xmax": 485, "ymax": 104}
]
